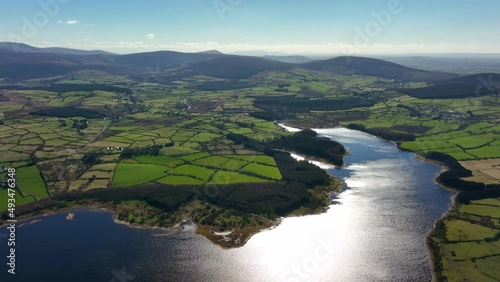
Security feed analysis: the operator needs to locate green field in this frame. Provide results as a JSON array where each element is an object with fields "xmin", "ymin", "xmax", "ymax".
[
  {"xmin": 0, "ymin": 54, "xmax": 498, "ymax": 274},
  {"xmin": 167, "ymin": 164, "xmax": 216, "ymax": 181},
  {"xmin": 156, "ymin": 175, "xmax": 205, "ymax": 185},
  {"xmin": 192, "ymin": 156, "xmax": 230, "ymax": 167},
  {"xmin": 227, "ymin": 155, "xmax": 278, "ymax": 166},
  {"xmin": 161, "ymin": 146, "xmax": 198, "ymax": 156},
  {"xmin": 466, "ymin": 146, "xmax": 500, "ymax": 159},
  {"xmin": 113, "ymin": 163, "xmax": 169, "ymax": 187},
  {"xmin": 241, "ymin": 163, "xmax": 282, "ymax": 180},
  {"xmin": 16, "ymin": 165, "xmax": 49, "ymax": 200},
  {"xmin": 209, "ymin": 171, "xmax": 270, "ymax": 185},
  {"xmin": 445, "ymin": 220, "xmax": 499, "ymax": 241},
  {"xmin": 134, "ymin": 155, "xmax": 185, "ymax": 167},
  {"xmin": 218, "ymin": 158, "xmax": 249, "ymax": 171},
  {"xmin": 189, "ymin": 132, "xmax": 222, "ymax": 142},
  {"xmin": 179, "ymin": 152, "xmax": 211, "ymax": 162},
  {"xmin": 0, "ymin": 189, "xmax": 36, "ymax": 212},
  {"xmin": 459, "ymin": 204, "xmax": 500, "ymax": 218},
  {"xmin": 442, "ymin": 240, "xmax": 500, "ymax": 260},
  {"xmin": 431, "ymin": 197, "xmax": 500, "ymax": 282}
]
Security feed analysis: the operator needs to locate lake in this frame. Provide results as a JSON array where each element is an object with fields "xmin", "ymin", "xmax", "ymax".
[{"xmin": 0, "ymin": 127, "xmax": 454, "ymax": 282}]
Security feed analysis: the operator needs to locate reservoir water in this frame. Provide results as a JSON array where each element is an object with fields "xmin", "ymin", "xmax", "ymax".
[{"xmin": 0, "ymin": 127, "xmax": 454, "ymax": 282}]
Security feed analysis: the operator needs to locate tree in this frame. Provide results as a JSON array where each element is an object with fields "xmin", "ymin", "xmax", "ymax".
[{"xmin": 82, "ymin": 152, "xmax": 100, "ymax": 165}]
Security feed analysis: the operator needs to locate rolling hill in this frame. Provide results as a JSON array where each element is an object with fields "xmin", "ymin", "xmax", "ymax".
[
  {"xmin": 402, "ymin": 73, "xmax": 500, "ymax": 99},
  {"xmin": 0, "ymin": 42, "xmax": 113, "ymax": 55},
  {"xmin": 301, "ymin": 56, "xmax": 457, "ymax": 82},
  {"xmin": 0, "ymin": 49, "xmax": 222, "ymax": 80},
  {"xmin": 0, "ymin": 42, "xmax": 464, "ymax": 83},
  {"xmin": 115, "ymin": 50, "xmax": 224, "ymax": 69},
  {"xmin": 0, "ymin": 50, "xmax": 124, "ymax": 79},
  {"xmin": 186, "ymin": 55, "xmax": 293, "ymax": 79},
  {"xmin": 263, "ymin": 55, "xmax": 314, "ymax": 64}
]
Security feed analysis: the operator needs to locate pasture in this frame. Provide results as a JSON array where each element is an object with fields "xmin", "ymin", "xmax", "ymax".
[
  {"xmin": 432, "ymin": 197, "xmax": 500, "ymax": 282},
  {"xmin": 112, "ymin": 163, "xmax": 169, "ymax": 188},
  {"xmin": 16, "ymin": 165, "xmax": 49, "ymax": 200},
  {"xmin": 241, "ymin": 163, "xmax": 282, "ymax": 180},
  {"xmin": 209, "ymin": 171, "xmax": 270, "ymax": 185}
]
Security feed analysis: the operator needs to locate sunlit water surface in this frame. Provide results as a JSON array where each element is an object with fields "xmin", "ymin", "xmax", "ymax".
[{"xmin": 0, "ymin": 127, "xmax": 454, "ymax": 282}]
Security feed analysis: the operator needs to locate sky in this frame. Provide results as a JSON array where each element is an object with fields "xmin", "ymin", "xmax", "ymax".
[{"xmin": 0, "ymin": 0, "xmax": 499, "ymax": 55}]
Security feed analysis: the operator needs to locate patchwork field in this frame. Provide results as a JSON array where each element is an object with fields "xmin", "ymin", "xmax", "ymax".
[
  {"xmin": 460, "ymin": 159, "xmax": 500, "ymax": 184},
  {"xmin": 431, "ymin": 198, "xmax": 500, "ymax": 282},
  {"xmin": 112, "ymin": 152, "xmax": 282, "ymax": 187},
  {"xmin": 112, "ymin": 163, "xmax": 169, "ymax": 188},
  {"xmin": 336, "ymin": 95, "xmax": 500, "ymax": 161},
  {"xmin": 0, "ymin": 71, "xmax": 496, "ymax": 203},
  {"xmin": 0, "ymin": 86, "xmax": 292, "ymax": 204},
  {"xmin": 16, "ymin": 165, "xmax": 49, "ymax": 200}
]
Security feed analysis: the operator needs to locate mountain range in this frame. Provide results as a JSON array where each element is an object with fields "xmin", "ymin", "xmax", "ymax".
[{"xmin": 0, "ymin": 42, "xmax": 457, "ymax": 82}]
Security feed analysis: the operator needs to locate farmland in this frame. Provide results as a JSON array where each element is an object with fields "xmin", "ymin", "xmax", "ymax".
[
  {"xmin": 334, "ymin": 95, "xmax": 500, "ymax": 161},
  {"xmin": 429, "ymin": 197, "xmax": 500, "ymax": 282},
  {"xmin": 0, "ymin": 68, "xmax": 351, "ymax": 248},
  {"xmin": 113, "ymin": 153, "xmax": 282, "ymax": 187},
  {"xmin": 0, "ymin": 70, "xmax": 496, "ymax": 193},
  {"xmin": 460, "ymin": 159, "xmax": 500, "ymax": 184},
  {"xmin": 0, "ymin": 58, "xmax": 497, "ymax": 259},
  {"xmin": 16, "ymin": 165, "xmax": 49, "ymax": 200},
  {"xmin": 0, "ymin": 80, "xmax": 302, "ymax": 202},
  {"xmin": 333, "ymin": 95, "xmax": 500, "ymax": 281},
  {"xmin": 112, "ymin": 163, "xmax": 169, "ymax": 188}
]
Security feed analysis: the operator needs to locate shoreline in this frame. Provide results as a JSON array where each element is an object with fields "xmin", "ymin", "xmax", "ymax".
[
  {"xmin": 424, "ymin": 186, "xmax": 459, "ymax": 282},
  {"xmin": 0, "ymin": 194, "xmax": 338, "ymax": 248},
  {"xmin": 0, "ymin": 123, "xmax": 459, "ymax": 278},
  {"xmin": 347, "ymin": 129, "xmax": 465, "ymax": 282},
  {"xmin": 0, "ymin": 165, "xmax": 344, "ymax": 249},
  {"xmin": 279, "ymin": 121, "xmax": 459, "ymax": 282},
  {"xmin": 425, "ymin": 168, "xmax": 458, "ymax": 282},
  {"xmin": 351, "ymin": 128, "xmax": 460, "ymax": 282}
]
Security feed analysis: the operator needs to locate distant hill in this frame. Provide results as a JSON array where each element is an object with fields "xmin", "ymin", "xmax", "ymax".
[
  {"xmin": 402, "ymin": 73, "xmax": 500, "ymax": 99},
  {"xmin": 187, "ymin": 55, "xmax": 293, "ymax": 79},
  {"xmin": 115, "ymin": 50, "xmax": 224, "ymax": 69},
  {"xmin": 263, "ymin": 55, "xmax": 314, "ymax": 64},
  {"xmin": 0, "ymin": 47, "xmax": 223, "ymax": 80},
  {"xmin": 301, "ymin": 56, "xmax": 457, "ymax": 82},
  {"xmin": 197, "ymin": 50, "xmax": 225, "ymax": 55},
  {"xmin": 0, "ymin": 42, "xmax": 112, "ymax": 55},
  {"xmin": 378, "ymin": 55, "xmax": 500, "ymax": 75},
  {"xmin": 0, "ymin": 42, "xmax": 39, "ymax": 53},
  {"xmin": 0, "ymin": 42, "xmax": 463, "ymax": 83},
  {"xmin": 0, "ymin": 51, "xmax": 122, "ymax": 79}
]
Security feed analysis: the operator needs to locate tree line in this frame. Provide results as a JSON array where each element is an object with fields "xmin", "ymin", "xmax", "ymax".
[
  {"xmin": 227, "ymin": 129, "xmax": 346, "ymax": 167},
  {"xmin": 347, "ymin": 123, "xmax": 416, "ymax": 142},
  {"xmin": 425, "ymin": 151, "xmax": 500, "ymax": 192}
]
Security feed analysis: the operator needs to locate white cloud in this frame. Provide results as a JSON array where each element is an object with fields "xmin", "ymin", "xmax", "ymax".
[
  {"xmin": 146, "ymin": 33, "xmax": 156, "ymax": 40},
  {"xmin": 66, "ymin": 19, "xmax": 79, "ymax": 25}
]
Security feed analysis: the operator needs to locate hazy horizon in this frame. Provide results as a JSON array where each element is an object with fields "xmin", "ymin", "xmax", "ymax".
[
  {"xmin": 1, "ymin": 0, "xmax": 500, "ymax": 55},
  {"xmin": 5, "ymin": 41, "xmax": 500, "ymax": 58}
]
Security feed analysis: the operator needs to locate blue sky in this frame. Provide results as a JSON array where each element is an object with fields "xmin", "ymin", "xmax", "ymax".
[{"xmin": 1, "ymin": 0, "xmax": 499, "ymax": 54}]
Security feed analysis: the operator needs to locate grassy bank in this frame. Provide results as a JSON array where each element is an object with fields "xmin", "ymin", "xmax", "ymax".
[
  {"xmin": 428, "ymin": 196, "xmax": 500, "ymax": 281},
  {"xmin": 0, "ymin": 174, "xmax": 342, "ymax": 248},
  {"xmin": 284, "ymin": 118, "xmax": 500, "ymax": 281}
]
